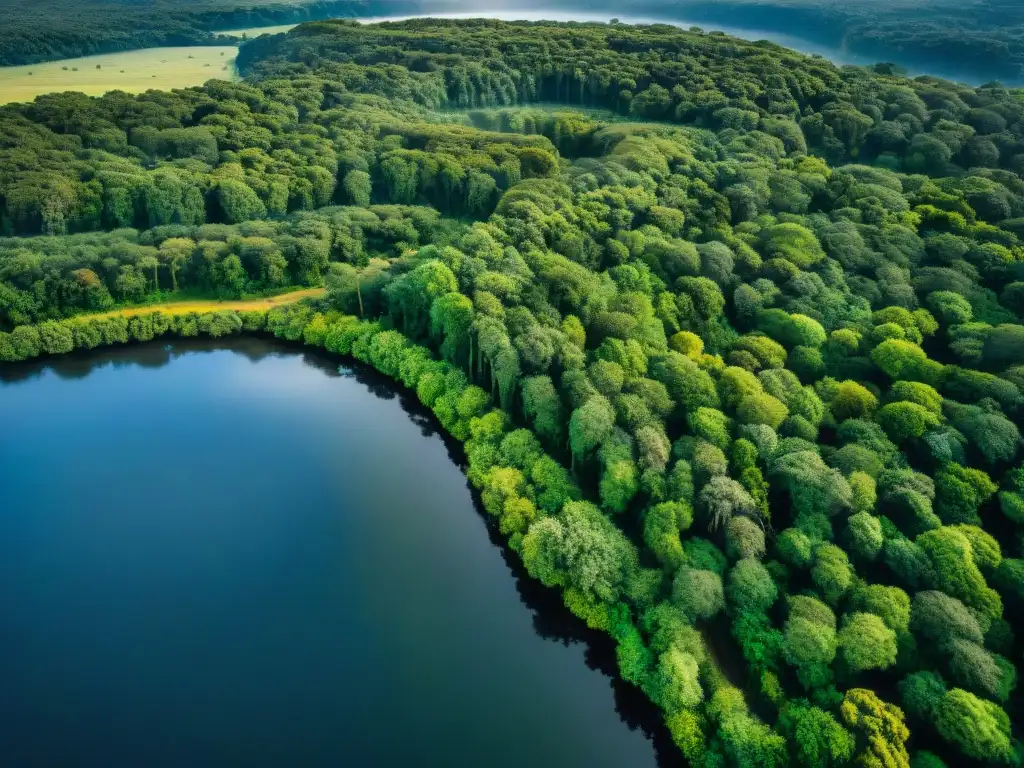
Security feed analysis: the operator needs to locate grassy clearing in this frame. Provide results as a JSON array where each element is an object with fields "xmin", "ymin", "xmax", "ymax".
[
  {"xmin": 216, "ymin": 23, "xmax": 298, "ymax": 38},
  {"xmin": 82, "ymin": 288, "xmax": 324, "ymax": 321},
  {"xmin": 0, "ymin": 46, "xmax": 238, "ymax": 105}
]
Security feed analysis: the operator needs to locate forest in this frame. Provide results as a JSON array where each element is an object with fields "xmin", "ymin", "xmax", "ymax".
[
  {"xmin": 4, "ymin": 16, "xmax": 1024, "ymax": 767},
  {"xmin": 0, "ymin": 0, "xmax": 388, "ymax": 66},
  {"xmin": 1, "ymin": 0, "xmax": 1023, "ymax": 84}
]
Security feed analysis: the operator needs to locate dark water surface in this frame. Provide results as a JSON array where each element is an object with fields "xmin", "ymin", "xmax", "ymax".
[{"xmin": 0, "ymin": 339, "xmax": 673, "ymax": 768}]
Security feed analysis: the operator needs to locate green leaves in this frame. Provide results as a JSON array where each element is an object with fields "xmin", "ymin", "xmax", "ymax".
[
  {"xmin": 935, "ymin": 689, "xmax": 1013, "ymax": 763},
  {"xmin": 838, "ymin": 613, "xmax": 898, "ymax": 673}
]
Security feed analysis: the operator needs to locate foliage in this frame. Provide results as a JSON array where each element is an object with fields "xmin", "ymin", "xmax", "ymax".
[{"xmin": 7, "ymin": 14, "xmax": 1024, "ymax": 766}]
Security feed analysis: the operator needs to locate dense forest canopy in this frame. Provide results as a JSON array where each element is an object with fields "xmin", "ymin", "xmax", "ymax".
[
  {"xmin": 1, "ymin": 0, "xmax": 1023, "ymax": 83},
  {"xmin": 6, "ymin": 16, "xmax": 1024, "ymax": 768}
]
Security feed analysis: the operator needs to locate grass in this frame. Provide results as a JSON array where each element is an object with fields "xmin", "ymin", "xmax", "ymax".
[
  {"xmin": 215, "ymin": 23, "xmax": 298, "ymax": 38},
  {"xmin": 81, "ymin": 287, "xmax": 324, "ymax": 321},
  {"xmin": 0, "ymin": 46, "xmax": 239, "ymax": 105}
]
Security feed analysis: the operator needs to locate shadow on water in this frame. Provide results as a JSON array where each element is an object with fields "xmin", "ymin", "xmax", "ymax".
[{"xmin": 1, "ymin": 336, "xmax": 685, "ymax": 768}]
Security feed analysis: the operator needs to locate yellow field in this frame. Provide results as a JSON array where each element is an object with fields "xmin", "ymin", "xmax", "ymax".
[
  {"xmin": 216, "ymin": 23, "xmax": 298, "ymax": 38},
  {"xmin": 0, "ymin": 46, "xmax": 239, "ymax": 105},
  {"xmin": 83, "ymin": 288, "xmax": 324, "ymax": 321}
]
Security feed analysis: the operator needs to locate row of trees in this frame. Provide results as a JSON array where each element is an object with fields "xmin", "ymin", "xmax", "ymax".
[
  {"xmin": 0, "ymin": 205, "xmax": 455, "ymax": 329},
  {"xmin": 241, "ymin": 17, "xmax": 1024, "ymax": 172},
  {"xmin": 0, "ymin": 80, "xmax": 561, "ymax": 237},
  {"xmin": 6, "ymin": 20, "xmax": 1024, "ymax": 240}
]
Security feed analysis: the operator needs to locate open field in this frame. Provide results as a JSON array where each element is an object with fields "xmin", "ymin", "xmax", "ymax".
[
  {"xmin": 216, "ymin": 23, "xmax": 299, "ymax": 38},
  {"xmin": 83, "ymin": 288, "xmax": 324, "ymax": 321},
  {"xmin": 0, "ymin": 46, "xmax": 238, "ymax": 105}
]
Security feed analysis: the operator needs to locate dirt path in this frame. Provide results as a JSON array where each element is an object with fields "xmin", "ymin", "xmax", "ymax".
[{"xmin": 82, "ymin": 288, "xmax": 325, "ymax": 321}]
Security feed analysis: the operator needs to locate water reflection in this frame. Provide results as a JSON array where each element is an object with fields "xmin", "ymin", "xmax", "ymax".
[{"xmin": 1, "ymin": 337, "xmax": 683, "ymax": 767}]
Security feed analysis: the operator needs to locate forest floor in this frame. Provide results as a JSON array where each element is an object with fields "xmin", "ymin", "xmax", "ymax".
[{"xmin": 82, "ymin": 287, "xmax": 324, "ymax": 321}]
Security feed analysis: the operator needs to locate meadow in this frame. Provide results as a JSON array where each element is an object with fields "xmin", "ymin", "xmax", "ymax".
[
  {"xmin": 0, "ymin": 46, "xmax": 238, "ymax": 105},
  {"xmin": 216, "ymin": 23, "xmax": 299, "ymax": 38},
  {"xmin": 85, "ymin": 288, "xmax": 326, "ymax": 321}
]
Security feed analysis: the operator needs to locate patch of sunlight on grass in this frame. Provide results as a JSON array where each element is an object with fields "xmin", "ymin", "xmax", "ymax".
[
  {"xmin": 83, "ymin": 288, "xmax": 325, "ymax": 321},
  {"xmin": 0, "ymin": 46, "xmax": 239, "ymax": 105}
]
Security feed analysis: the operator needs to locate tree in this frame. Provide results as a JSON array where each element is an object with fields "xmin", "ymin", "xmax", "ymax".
[
  {"xmin": 530, "ymin": 455, "xmax": 579, "ymax": 514},
  {"xmin": 569, "ymin": 395, "xmax": 615, "ymax": 467},
  {"xmin": 725, "ymin": 516, "xmax": 766, "ymax": 560},
  {"xmin": 948, "ymin": 404, "xmax": 1020, "ymax": 465},
  {"xmin": 615, "ymin": 624, "xmax": 653, "ymax": 686},
  {"xmin": 829, "ymin": 380, "xmax": 878, "ymax": 421},
  {"xmin": 521, "ymin": 375, "xmax": 564, "ymax": 449},
  {"xmin": 935, "ymin": 464, "xmax": 997, "ymax": 526},
  {"xmin": 699, "ymin": 476, "xmax": 758, "ymax": 532},
  {"xmin": 757, "ymin": 309, "xmax": 826, "ymax": 349},
  {"xmin": 871, "ymin": 339, "xmax": 942, "ymax": 384},
  {"xmin": 37, "ymin": 320, "xmax": 74, "ymax": 355},
  {"xmin": 719, "ymin": 711, "xmax": 788, "ymax": 768},
  {"xmin": 430, "ymin": 292, "xmax": 474, "ymax": 368},
  {"xmin": 158, "ymin": 237, "xmax": 193, "ymax": 292},
  {"xmin": 726, "ymin": 558, "xmax": 777, "ymax": 614},
  {"xmin": 386, "ymin": 260, "xmax": 458, "ymax": 340},
  {"xmin": 839, "ymin": 689, "xmax": 910, "ymax": 768},
  {"xmin": 888, "ymin": 381, "xmax": 942, "ymax": 415},
  {"xmin": 689, "ymin": 407, "xmax": 732, "ymax": 450},
  {"xmin": 522, "ymin": 500, "xmax": 638, "ymax": 608},
  {"xmin": 672, "ymin": 568, "xmax": 725, "ymax": 622},
  {"xmin": 784, "ymin": 595, "xmax": 837, "ymax": 691},
  {"xmin": 736, "ymin": 391, "xmax": 789, "ymax": 429},
  {"xmin": 778, "ymin": 701, "xmax": 855, "ymax": 767},
  {"xmin": 216, "ymin": 179, "xmax": 266, "ymax": 223},
  {"xmin": 838, "ymin": 612, "xmax": 898, "ymax": 672},
  {"xmin": 761, "ymin": 223, "xmax": 825, "ymax": 268},
  {"xmin": 853, "ymin": 584, "xmax": 910, "ymax": 635},
  {"xmin": 935, "ymin": 689, "xmax": 1013, "ymax": 763},
  {"xmin": 917, "ymin": 527, "xmax": 1002, "ymax": 620},
  {"xmin": 875, "ymin": 401, "xmax": 940, "ymax": 442},
  {"xmin": 927, "ymin": 291, "xmax": 972, "ymax": 326},
  {"xmin": 644, "ymin": 501, "xmax": 693, "ymax": 569},
  {"xmin": 910, "ymin": 591, "xmax": 984, "ymax": 646},
  {"xmin": 650, "ymin": 351, "xmax": 719, "ymax": 417},
  {"xmin": 845, "ymin": 512, "xmax": 883, "ymax": 560},
  {"xmin": 770, "ymin": 451, "xmax": 852, "ymax": 518},
  {"xmin": 899, "ymin": 670, "xmax": 948, "ymax": 723},
  {"xmin": 652, "ymin": 647, "xmax": 704, "ymax": 712},
  {"xmin": 812, "ymin": 544, "xmax": 853, "ymax": 605},
  {"xmin": 343, "ymin": 169, "xmax": 372, "ymax": 206},
  {"xmin": 946, "ymin": 638, "xmax": 1011, "ymax": 701}
]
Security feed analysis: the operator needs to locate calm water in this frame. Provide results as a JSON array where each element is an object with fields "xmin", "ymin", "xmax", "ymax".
[{"xmin": 0, "ymin": 339, "xmax": 673, "ymax": 767}]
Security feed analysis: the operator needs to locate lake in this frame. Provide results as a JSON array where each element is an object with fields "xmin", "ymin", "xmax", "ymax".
[{"xmin": 0, "ymin": 339, "xmax": 675, "ymax": 767}]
